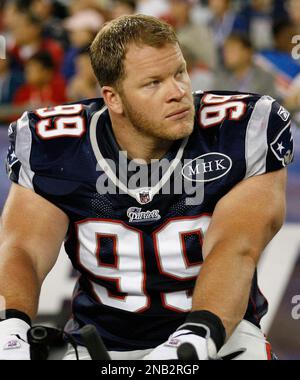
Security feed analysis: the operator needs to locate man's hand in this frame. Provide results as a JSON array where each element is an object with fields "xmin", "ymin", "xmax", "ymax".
[
  {"xmin": 0, "ymin": 319, "xmax": 31, "ymax": 360},
  {"xmin": 143, "ymin": 329, "xmax": 216, "ymax": 360}
]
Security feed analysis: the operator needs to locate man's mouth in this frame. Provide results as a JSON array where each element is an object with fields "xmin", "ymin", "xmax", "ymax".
[{"xmin": 165, "ymin": 107, "xmax": 191, "ymax": 121}]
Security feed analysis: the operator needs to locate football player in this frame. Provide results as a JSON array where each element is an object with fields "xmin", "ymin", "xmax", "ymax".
[{"xmin": 0, "ymin": 15, "xmax": 294, "ymax": 360}]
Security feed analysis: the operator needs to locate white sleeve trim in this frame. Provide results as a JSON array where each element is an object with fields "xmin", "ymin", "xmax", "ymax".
[
  {"xmin": 15, "ymin": 112, "xmax": 35, "ymax": 189},
  {"xmin": 244, "ymin": 95, "xmax": 274, "ymax": 179}
]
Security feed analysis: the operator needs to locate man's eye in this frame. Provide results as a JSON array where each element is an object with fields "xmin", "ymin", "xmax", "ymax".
[{"xmin": 145, "ymin": 80, "xmax": 160, "ymax": 88}]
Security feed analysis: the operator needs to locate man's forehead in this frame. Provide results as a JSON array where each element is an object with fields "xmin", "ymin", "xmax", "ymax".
[{"xmin": 124, "ymin": 43, "xmax": 184, "ymax": 75}]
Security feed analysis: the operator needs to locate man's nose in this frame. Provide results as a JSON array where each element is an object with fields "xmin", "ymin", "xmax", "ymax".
[{"xmin": 166, "ymin": 79, "xmax": 186, "ymax": 102}]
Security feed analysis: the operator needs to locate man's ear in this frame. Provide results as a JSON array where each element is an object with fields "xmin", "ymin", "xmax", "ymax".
[{"xmin": 101, "ymin": 86, "xmax": 123, "ymax": 114}]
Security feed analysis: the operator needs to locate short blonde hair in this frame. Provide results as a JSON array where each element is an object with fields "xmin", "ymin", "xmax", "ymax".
[{"xmin": 89, "ymin": 14, "xmax": 178, "ymax": 89}]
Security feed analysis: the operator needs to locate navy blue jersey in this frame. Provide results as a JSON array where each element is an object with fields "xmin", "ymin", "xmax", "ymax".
[{"xmin": 6, "ymin": 91, "xmax": 294, "ymax": 351}]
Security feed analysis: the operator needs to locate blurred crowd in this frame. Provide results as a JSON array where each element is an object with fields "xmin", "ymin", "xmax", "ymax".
[{"xmin": 1, "ymin": 0, "xmax": 300, "ymax": 124}]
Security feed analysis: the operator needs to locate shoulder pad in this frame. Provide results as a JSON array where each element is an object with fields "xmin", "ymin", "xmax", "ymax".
[{"xmin": 6, "ymin": 98, "xmax": 105, "ymax": 192}]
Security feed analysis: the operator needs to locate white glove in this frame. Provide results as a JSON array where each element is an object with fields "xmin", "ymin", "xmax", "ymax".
[
  {"xmin": 0, "ymin": 318, "xmax": 31, "ymax": 360},
  {"xmin": 143, "ymin": 328, "xmax": 217, "ymax": 360}
]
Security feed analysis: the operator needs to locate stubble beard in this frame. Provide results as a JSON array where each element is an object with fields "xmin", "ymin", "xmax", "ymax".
[{"xmin": 121, "ymin": 93, "xmax": 195, "ymax": 142}]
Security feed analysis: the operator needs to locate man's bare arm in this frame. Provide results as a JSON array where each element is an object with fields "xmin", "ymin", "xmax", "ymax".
[
  {"xmin": 0, "ymin": 183, "xmax": 69, "ymax": 320},
  {"xmin": 192, "ymin": 169, "xmax": 287, "ymax": 338}
]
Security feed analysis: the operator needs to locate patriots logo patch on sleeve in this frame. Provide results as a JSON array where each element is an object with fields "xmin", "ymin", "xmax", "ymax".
[{"xmin": 270, "ymin": 122, "xmax": 294, "ymax": 166}]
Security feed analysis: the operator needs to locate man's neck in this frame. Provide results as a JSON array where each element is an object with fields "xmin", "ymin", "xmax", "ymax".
[{"xmin": 109, "ymin": 114, "xmax": 173, "ymax": 163}]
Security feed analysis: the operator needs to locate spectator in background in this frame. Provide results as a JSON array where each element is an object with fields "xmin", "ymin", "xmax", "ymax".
[
  {"xmin": 67, "ymin": 47, "xmax": 101, "ymax": 101},
  {"xmin": 255, "ymin": 19, "xmax": 300, "ymax": 98},
  {"xmin": 13, "ymin": 51, "xmax": 67, "ymax": 108},
  {"xmin": 284, "ymin": 74, "xmax": 300, "ymax": 107},
  {"xmin": 286, "ymin": 0, "xmax": 300, "ymax": 34},
  {"xmin": 207, "ymin": 0, "xmax": 244, "ymax": 54},
  {"xmin": 30, "ymin": 0, "xmax": 69, "ymax": 49},
  {"xmin": 136, "ymin": 0, "xmax": 170, "ymax": 18},
  {"xmin": 0, "ymin": 54, "xmax": 24, "ymax": 104},
  {"xmin": 8, "ymin": 11, "xmax": 64, "ymax": 72},
  {"xmin": 180, "ymin": 43, "xmax": 214, "ymax": 92},
  {"xmin": 162, "ymin": 0, "xmax": 217, "ymax": 70},
  {"xmin": 213, "ymin": 33, "xmax": 276, "ymax": 96},
  {"xmin": 109, "ymin": 0, "xmax": 137, "ymax": 19},
  {"xmin": 283, "ymin": 73, "xmax": 300, "ymax": 124},
  {"xmin": 285, "ymin": 0, "xmax": 300, "ymax": 118},
  {"xmin": 236, "ymin": 0, "xmax": 287, "ymax": 50},
  {"xmin": 62, "ymin": 9, "xmax": 104, "ymax": 81},
  {"xmin": 68, "ymin": 0, "xmax": 107, "ymax": 15},
  {"xmin": 1, "ymin": 0, "xmax": 30, "ymax": 43}
]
